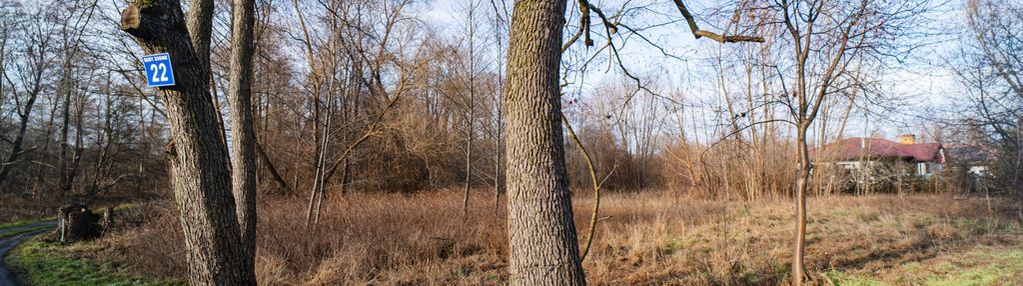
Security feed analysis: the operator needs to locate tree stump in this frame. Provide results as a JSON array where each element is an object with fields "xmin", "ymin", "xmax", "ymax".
[{"xmin": 57, "ymin": 204, "xmax": 102, "ymax": 242}]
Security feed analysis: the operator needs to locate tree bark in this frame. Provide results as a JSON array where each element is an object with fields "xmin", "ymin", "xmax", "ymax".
[
  {"xmin": 186, "ymin": 0, "xmax": 227, "ymax": 149},
  {"xmin": 504, "ymin": 0, "xmax": 585, "ymax": 285},
  {"xmin": 120, "ymin": 1, "xmax": 256, "ymax": 284},
  {"xmin": 186, "ymin": 0, "xmax": 213, "ymax": 71},
  {"xmin": 792, "ymin": 123, "xmax": 810, "ymax": 285},
  {"xmin": 226, "ymin": 0, "xmax": 258, "ymax": 271}
]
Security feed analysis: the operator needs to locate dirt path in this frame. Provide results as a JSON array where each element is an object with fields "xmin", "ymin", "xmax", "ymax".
[{"xmin": 0, "ymin": 221, "xmax": 55, "ymax": 286}]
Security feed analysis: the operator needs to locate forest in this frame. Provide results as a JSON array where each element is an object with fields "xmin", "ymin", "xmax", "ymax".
[{"xmin": 0, "ymin": 0, "xmax": 1021, "ymax": 285}]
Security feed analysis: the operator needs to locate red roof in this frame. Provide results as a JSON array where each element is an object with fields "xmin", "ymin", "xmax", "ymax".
[{"xmin": 814, "ymin": 138, "xmax": 943, "ymax": 162}]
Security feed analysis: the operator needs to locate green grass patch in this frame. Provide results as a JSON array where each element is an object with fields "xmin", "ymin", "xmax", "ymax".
[
  {"xmin": 6, "ymin": 240, "xmax": 184, "ymax": 286},
  {"xmin": 826, "ymin": 248, "xmax": 1023, "ymax": 286},
  {"xmin": 0, "ymin": 217, "xmax": 54, "ymax": 230},
  {"xmin": 924, "ymin": 250, "xmax": 1023, "ymax": 286},
  {"xmin": 824, "ymin": 271, "xmax": 886, "ymax": 286},
  {"xmin": 0, "ymin": 225, "xmax": 51, "ymax": 239}
]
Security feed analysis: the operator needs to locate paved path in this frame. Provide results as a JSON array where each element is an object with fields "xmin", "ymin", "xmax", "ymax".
[{"xmin": 0, "ymin": 221, "xmax": 55, "ymax": 286}]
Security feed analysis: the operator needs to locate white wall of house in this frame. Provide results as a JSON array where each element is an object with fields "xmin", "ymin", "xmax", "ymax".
[
  {"xmin": 968, "ymin": 165, "xmax": 988, "ymax": 176},
  {"xmin": 916, "ymin": 162, "xmax": 943, "ymax": 176},
  {"xmin": 832, "ymin": 160, "xmax": 942, "ymax": 177}
]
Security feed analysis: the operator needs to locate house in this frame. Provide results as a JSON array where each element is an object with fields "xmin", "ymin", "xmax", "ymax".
[
  {"xmin": 943, "ymin": 145, "xmax": 994, "ymax": 176},
  {"xmin": 814, "ymin": 134, "xmax": 945, "ymax": 177}
]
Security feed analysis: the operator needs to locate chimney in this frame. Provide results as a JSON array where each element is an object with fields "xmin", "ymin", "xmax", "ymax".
[{"xmin": 898, "ymin": 134, "xmax": 916, "ymax": 144}]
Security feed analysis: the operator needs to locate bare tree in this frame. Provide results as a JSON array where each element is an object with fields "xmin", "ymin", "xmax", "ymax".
[
  {"xmin": 487, "ymin": 0, "xmax": 509, "ymax": 212},
  {"xmin": 761, "ymin": 0, "xmax": 931, "ymax": 283},
  {"xmin": 447, "ymin": 0, "xmax": 488, "ymax": 218},
  {"xmin": 0, "ymin": 6, "xmax": 50, "ymax": 187},
  {"xmin": 948, "ymin": 0, "xmax": 1023, "ymax": 219},
  {"xmin": 55, "ymin": 0, "xmax": 99, "ymax": 194}
]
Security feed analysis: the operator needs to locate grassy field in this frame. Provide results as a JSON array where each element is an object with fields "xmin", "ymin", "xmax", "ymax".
[
  {"xmin": 0, "ymin": 217, "xmax": 54, "ymax": 230},
  {"xmin": 12, "ymin": 191, "xmax": 1022, "ymax": 285},
  {"xmin": 6, "ymin": 240, "xmax": 184, "ymax": 286},
  {"xmin": 0, "ymin": 226, "xmax": 51, "ymax": 240}
]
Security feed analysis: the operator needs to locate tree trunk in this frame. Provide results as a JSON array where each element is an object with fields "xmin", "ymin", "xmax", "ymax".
[
  {"xmin": 119, "ymin": 1, "xmax": 256, "ymax": 284},
  {"xmin": 226, "ymin": 0, "xmax": 258, "ymax": 270},
  {"xmin": 792, "ymin": 123, "xmax": 810, "ymax": 286},
  {"xmin": 1017, "ymin": 118, "xmax": 1023, "ymax": 222},
  {"xmin": 58, "ymin": 65, "xmax": 73, "ymax": 193},
  {"xmin": 65, "ymin": 94, "xmax": 86, "ymax": 194},
  {"xmin": 503, "ymin": 1, "xmax": 585, "ymax": 285},
  {"xmin": 186, "ymin": 0, "xmax": 213, "ymax": 71},
  {"xmin": 462, "ymin": 124, "xmax": 473, "ymax": 218}
]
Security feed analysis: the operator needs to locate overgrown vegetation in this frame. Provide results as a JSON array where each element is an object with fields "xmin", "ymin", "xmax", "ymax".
[
  {"xmin": 6, "ymin": 240, "xmax": 183, "ymax": 286},
  {"xmin": 58, "ymin": 191, "xmax": 1015, "ymax": 285},
  {"xmin": 2, "ymin": 0, "xmax": 1022, "ymax": 284}
]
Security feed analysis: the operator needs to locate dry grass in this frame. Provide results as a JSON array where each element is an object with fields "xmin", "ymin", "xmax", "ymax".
[
  {"xmin": 89, "ymin": 190, "xmax": 1022, "ymax": 285},
  {"xmin": 0, "ymin": 191, "xmax": 168, "ymax": 225},
  {"xmin": 0, "ymin": 194, "xmax": 60, "ymax": 224}
]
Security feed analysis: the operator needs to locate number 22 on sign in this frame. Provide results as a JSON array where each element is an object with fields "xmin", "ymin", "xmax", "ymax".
[{"xmin": 142, "ymin": 53, "xmax": 176, "ymax": 87}]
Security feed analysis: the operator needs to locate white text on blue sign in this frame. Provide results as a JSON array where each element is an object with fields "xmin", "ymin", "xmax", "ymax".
[{"xmin": 142, "ymin": 53, "xmax": 176, "ymax": 87}]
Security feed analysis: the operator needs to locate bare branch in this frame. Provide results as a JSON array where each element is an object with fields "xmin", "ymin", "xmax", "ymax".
[{"xmin": 673, "ymin": 0, "xmax": 764, "ymax": 43}]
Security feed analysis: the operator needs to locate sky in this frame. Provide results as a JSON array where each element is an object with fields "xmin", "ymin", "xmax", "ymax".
[{"xmin": 419, "ymin": 0, "xmax": 969, "ymax": 144}]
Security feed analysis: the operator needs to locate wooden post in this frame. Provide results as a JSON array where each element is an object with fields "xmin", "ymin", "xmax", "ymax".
[
  {"xmin": 102, "ymin": 207, "xmax": 114, "ymax": 230},
  {"xmin": 57, "ymin": 206, "xmax": 67, "ymax": 243}
]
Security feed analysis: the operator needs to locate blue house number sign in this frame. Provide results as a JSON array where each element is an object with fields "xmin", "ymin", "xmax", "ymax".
[{"xmin": 142, "ymin": 53, "xmax": 176, "ymax": 87}]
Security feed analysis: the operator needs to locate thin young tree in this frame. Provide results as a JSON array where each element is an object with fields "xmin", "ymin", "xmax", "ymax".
[
  {"xmin": 775, "ymin": 1, "xmax": 869, "ymax": 282},
  {"xmin": 764, "ymin": 0, "xmax": 932, "ymax": 283},
  {"xmin": 487, "ymin": 0, "xmax": 509, "ymax": 212},
  {"xmin": 451, "ymin": 0, "xmax": 487, "ymax": 218}
]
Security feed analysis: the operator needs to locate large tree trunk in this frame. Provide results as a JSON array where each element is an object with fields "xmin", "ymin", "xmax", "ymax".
[
  {"xmin": 119, "ymin": 1, "xmax": 256, "ymax": 284},
  {"xmin": 226, "ymin": 0, "xmax": 258, "ymax": 270},
  {"xmin": 503, "ymin": 1, "xmax": 585, "ymax": 285}
]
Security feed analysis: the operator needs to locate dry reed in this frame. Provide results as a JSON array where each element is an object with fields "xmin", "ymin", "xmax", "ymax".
[{"xmin": 92, "ymin": 190, "xmax": 1021, "ymax": 285}]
